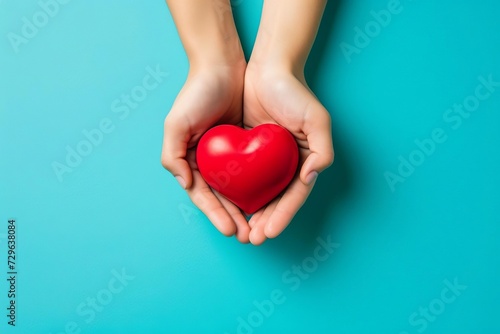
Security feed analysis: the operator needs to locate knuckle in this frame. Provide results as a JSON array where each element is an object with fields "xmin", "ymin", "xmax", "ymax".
[
  {"xmin": 325, "ymin": 150, "xmax": 335, "ymax": 167},
  {"xmin": 322, "ymin": 109, "xmax": 332, "ymax": 122},
  {"xmin": 160, "ymin": 155, "xmax": 173, "ymax": 171}
]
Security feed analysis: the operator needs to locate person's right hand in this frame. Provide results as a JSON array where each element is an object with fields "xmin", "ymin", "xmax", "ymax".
[{"xmin": 161, "ymin": 61, "xmax": 250, "ymax": 243}]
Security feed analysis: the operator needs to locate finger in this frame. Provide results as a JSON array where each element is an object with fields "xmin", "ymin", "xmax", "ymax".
[
  {"xmin": 161, "ymin": 114, "xmax": 193, "ymax": 189},
  {"xmin": 300, "ymin": 104, "xmax": 334, "ymax": 185},
  {"xmin": 214, "ymin": 192, "xmax": 250, "ymax": 243},
  {"xmin": 234, "ymin": 214, "xmax": 251, "ymax": 244},
  {"xmin": 249, "ymin": 200, "xmax": 278, "ymax": 245},
  {"xmin": 248, "ymin": 209, "xmax": 264, "ymax": 229},
  {"xmin": 249, "ymin": 217, "xmax": 267, "ymax": 246},
  {"xmin": 187, "ymin": 172, "xmax": 236, "ymax": 237},
  {"xmin": 248, "ymin": 199, "xmax": 277, "ymax": 230},
  {"xmin": 264, "ymin": 176, "xmax": 315, "ymax": 239}
]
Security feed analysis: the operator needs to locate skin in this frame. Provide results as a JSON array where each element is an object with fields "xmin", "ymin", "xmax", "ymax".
[{"xmin": 162, "ymin": 0, "xmax": 334, "ymax": 245}]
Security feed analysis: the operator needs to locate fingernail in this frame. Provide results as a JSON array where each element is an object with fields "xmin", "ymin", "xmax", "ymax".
[
  {"xmin": 305, "ymin": 171, "xmax": 318, "ymax": 185},
  {"xmin": 175, "ymin": 176, "xmax": 187, "ymax": 189}
]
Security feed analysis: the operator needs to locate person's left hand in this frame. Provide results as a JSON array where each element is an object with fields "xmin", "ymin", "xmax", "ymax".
[{"xmin": 242, "ymin": 62, "xmax": 335, "ymax": 245}]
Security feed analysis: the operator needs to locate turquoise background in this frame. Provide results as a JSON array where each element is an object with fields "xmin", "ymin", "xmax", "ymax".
[{"xmin": 1, "ymin": 0, "xmax": 499, "ymax": 333}]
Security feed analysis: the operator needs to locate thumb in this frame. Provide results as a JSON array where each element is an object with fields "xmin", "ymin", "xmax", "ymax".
[
  {"xmin": 299, "ymin": 105, "xmax": 334, "ymax": 185},
  {"xmin": 161, "ymin": 116, "xmax": 193, "ymax": 189}
]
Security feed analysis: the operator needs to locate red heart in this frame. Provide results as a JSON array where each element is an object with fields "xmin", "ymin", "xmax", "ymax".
[{"xmin": 196, "ymin": 124, "xmax": 299, "ymax": 214}]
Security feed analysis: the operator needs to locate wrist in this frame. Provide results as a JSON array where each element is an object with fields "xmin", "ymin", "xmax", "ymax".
[
  {"xmin": 187, "ymin": 57, "xmax": 246, "ymax": 108},
  {"xmin": 248, "ymin": 33, "xmax": 306, "ymax": 84},
  {"xmin": 249, "ymin": 33, "xmax": 306, "ymax": 80},
  {"xmin": 186, "ymin": 33, "xmax": 246, "ymax": 72},
  {"xmin": 189, "ymin": 53, "xmax": 246, "ymax": 83}
]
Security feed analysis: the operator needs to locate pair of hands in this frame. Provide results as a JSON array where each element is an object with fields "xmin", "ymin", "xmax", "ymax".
[
  {"xmin": 161, "ymin": 59, "xmax": 334, "ymax": 245},
  {"xmin": 161, "ymin": 0, "xmax": 333, "ymax": 245}
]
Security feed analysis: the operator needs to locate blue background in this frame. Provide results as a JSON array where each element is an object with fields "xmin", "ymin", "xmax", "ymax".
[{"xmin": 1, "ymin": 0, "xmax": 499, "ymax": 333}]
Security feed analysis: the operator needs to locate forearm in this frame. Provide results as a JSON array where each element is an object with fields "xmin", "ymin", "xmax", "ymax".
[
  {"xmin": 250, "ymin": 0, "xmax": 327, "ymax": 75},
  {"xmin": 166, "ymin": 0, "xmax": 245, "ymax": 70}
]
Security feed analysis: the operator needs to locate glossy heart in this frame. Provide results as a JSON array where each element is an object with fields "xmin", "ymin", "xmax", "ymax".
[{"xmin": 196, "ymin": 124, "xmax": 299, "ymax": 214}]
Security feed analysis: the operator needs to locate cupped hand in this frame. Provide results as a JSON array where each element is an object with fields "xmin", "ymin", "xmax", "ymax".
[
  {"xmin": 161, "ymin": 62, "xmax": 250, "ymax": 243},
  {"xmin": 243, "ymin": 62, "xmax": 334, "ymax": 245}
]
